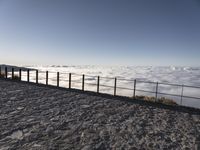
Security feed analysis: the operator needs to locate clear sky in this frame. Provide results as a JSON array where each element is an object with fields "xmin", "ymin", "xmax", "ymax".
[{"xmin": 0, "ymin": 0, "xmax": 200, "ymax": 66}]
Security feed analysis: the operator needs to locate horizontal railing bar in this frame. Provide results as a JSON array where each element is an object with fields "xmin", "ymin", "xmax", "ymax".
[
  {"xmin": 100, "ymin": 84, "xmax": 114, "ymax": 88},
  {"xmin": 156, "ymin": 92, "xmax": 200, "ymax": 100},
  {"xmin": 135, "ymin": 89, "xmax": 156, "ymax": 94},
  {"xmin": 71, "ymin": 73, "xmax": 82, "ymax": 76},
  {"xmin": 38, "ymin": 71, "xmax": 46, "ymax": 73},
  {"xmin": 181, "ymin": 95, "xmax": 200, "ymax": 100},
  {"xmin": 157, "ymin": 92, "xmax": 182, "ymax": 97},
  {"xmin": 116, "ymin": 78, "xmax": 133, "ymax": 82},
  {"xmin": 58, "ymin": 72, "xmax": 69, "ymax": 75},
  {"xmin": 85, "ymin": 83, "xmax": 97, "ymax": 86},
  {"xmin": 84, "ymin": 74, "xmax": 98, "ymax": 78},
  {"xmin": 71, "ymin": 80, "xmax": 82, "ymax": 84},
  {"xmin": 182, "ymin": 85, "xmax": 200, "ymax": 89},
  {"xmin": 134, "ymin": 80, "xmax": 157, "ymax": 84},
  {"xmin": 116, "ymin": 86, "xmax": 134, "ymax": 90},
  {"xmin": 100, "ymin": 76, "xmax": 115, "ymax": 80},
  {"xmin": 58, "ymin": 79, "xmax": 69, "ymax": 82},
  {"xmin": 159, "ymin": 82, "xmax": 184, "ymax": 87},
  {"xmin": 48, "ymin": 71, "xmax": 57, "ymax": 74}
]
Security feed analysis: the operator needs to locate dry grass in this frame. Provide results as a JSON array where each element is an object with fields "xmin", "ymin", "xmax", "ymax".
[
  {"xmin": 0, "ymin": 73, "xmax": 20, "ymax": 80},
  {"xmin": 135, "ymin": 95, "xmax": 178, "ymax": 106},
  {"xmin": 12, "ymin": 75, "xmax": 20, "ymax": 80},
  {"xmin": 0, "ymin": 73, "xmax": 5, "ymax": 78}
]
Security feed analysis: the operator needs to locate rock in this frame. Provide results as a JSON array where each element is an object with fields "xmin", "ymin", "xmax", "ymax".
[
  {"xmin": 10, "ymin": 130, "xmax": 23, "ymax": 140},
  {"xmin": 192, "ymin": 115, "xmax": 200, "ymax": 122},
  {"xmin": 33, "ymin": 144, "xmax": 42, "ymax": 147},
  {"xmin": 82, "ymin": 145, "xmax": 93, "ymax": 150},
  {"xmin": 81, "ymin": 105, "xmax": 90, "ymax": 109},
  {"xmin": 10, "ymin": 97, "xmax": 16, "ymax": 100},
  {"xmin": 16, "ymin": 106, "xmax": 24, "ymax": 110},
  {"xmin": 46, "ymin": 126, "xmax": 54, "ymax": 133},
  {"xmin": 95, "ymin": 142, "xmax": 106, "ymax": 150},
  {"xmin": 0, "ymin": 146, "xmax": 10, "ymax": 150}
]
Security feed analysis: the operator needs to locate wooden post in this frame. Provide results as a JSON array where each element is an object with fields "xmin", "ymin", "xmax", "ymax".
[
  {"xmin": 36, "ymin": 70, "xmax": 38, "ymax": 84},
  {"xmin": 46, "ymin": 71, "xmax": 48, "ymax": 85},
  {"xmin": 97, "ymin": 76, "xmax": 100, "ymax": 93},
  {"xmin": 155, "ymin": 82, "xmax": 159, "ymax": 102},
  {"xmin": 5, "ymin": 67, "xmax": 7, "ymax": 79},
  {"xmin": 114, "ymin": 78, "xmax": 117, "ymax": 96},
  {"xmin": 180, "ymin": 84, "xmax": 184, "ymax": 105},
  {"xmin": 133, "ymin": 79, "xmax": 136, "ymax": 99},
  {"xmin": 82, "ymin": 74, "xmax": 85, "ymax": 91},
  {"xmin": 27, "ymin": 69, "xmax": 30, "ymax": 82},
  {"xmin": 12, "ymin": 68, "xmax": 14, "ymax": 79},
  {"xmin": 19, "ymin": 69, "xmax": 21, "ymax": 81},
  {"xmin": 69, "ymin": 73, "xmax": 71, "ymax": 89},
  {"xmin": 57, "ymin": 72, "xmax": 59, "ymax": 87},
  {"xmin": 0, "ymin": 66, "xmax": 1, "ymax": 76}
]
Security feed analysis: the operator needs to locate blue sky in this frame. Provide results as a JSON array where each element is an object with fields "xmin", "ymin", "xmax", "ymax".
[{"xmin": 0, "ymin": 0, "xmax": 200, "ymax": 66}]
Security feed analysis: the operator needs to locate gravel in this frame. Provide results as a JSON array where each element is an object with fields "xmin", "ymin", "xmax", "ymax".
[{"xmin": 0, "ymin": 79, "xmax": 200, "ymax": 150}]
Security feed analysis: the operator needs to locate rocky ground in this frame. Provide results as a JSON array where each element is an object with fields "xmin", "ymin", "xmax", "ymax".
[{"xmin": 0, "ymin": 79, "xmax": 200, "ymax": 150}]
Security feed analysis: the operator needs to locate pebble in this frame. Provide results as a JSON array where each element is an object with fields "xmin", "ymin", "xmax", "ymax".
[{"xmin": 10, "ymin": 130, "xmax": 23, "ymax": 140}]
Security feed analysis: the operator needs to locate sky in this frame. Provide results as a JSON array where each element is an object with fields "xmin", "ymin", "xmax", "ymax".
[{"xmin": 0, "ymin": 0, "xmax": 200, "ymax": 66}]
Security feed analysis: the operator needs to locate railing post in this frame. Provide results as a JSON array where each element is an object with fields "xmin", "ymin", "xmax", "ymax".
[
  {"xmin": 155, "ymin": 82, "xmax": 159, "ymax": 102},
  {"xmin": 133, "ymin": 79, "xmax": 136, "ymax": 99},
  {"xmin": 12, "ymin": 68, "xmax": 14, "ymax": 79},
  {"xmin": 69, "ymin": 73, "xmax": 71, "ymax": 89},
  {"xmin": 57, "ymin": 72, "xmax": 59, "ymax": 87},
  {"xmin": 180, "ymin": 84, "xmax": 184, "ymax": 105},
  {"xmin": 97, "ymin": 76, "xmax": 100, "ymax": 93},
  {"xmin": 0, "ymin": 66, "xmax": 1, "ymax": 76},
  {"xmin": 5, "ymin": 67, "xmax": 7, "ymax": 79},
  {"xmin": 27, "ymin": 69, "xmax": 30, "ymax": 82},
  {"xmin": 82, "ymin": 74, "xmax": 85, "ymax": 91},
  {"xmin": 19, "ymin": 69, "xmax": 21, "ymax": 81},
  {"xmin": 36, "ymin": 70, "xmax": 38, "ymax": 84},
  {"xmin": 46, "ymin": 71, "xmax": 48, "ymax": 85},
  {"xmin": 114, "ymin": 78, "xmax": 117, "ymax": 96}
]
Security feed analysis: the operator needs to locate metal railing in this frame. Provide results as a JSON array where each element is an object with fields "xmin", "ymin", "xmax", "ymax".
[{"xmin": 1, "ymin": 66, "xmax": 200, "ymax": 108}]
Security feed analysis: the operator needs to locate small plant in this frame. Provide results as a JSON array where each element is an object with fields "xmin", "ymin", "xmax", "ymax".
[
  {"xmin": 0, "ymin": 73, "xmax": 5, "ymax": 78},
  {"xmin": 157, "ymin": 97, "xmax": 177, "ymax": 106},
  {"xmin": 12, "ymin": 75, "xmax": 20, "ymax": 81},
  {"xmin": 134, "ymin": 95, "xmax": 177, "ymax": 106}
]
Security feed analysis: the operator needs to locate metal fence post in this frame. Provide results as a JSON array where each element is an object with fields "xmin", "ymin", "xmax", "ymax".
[
  {"xmin": 97, "ymin": 76, "xmax": 100, "ymax": 93},
  {"xmin": 0, "ymin": 66, "xmax": 1, "ymax": 76},
  {"xmin": 133, "ymin": 79, "xmax": 136, "ymax": 99},
  {"xmin": 114, "ymin": 78, "xmax": 117, "ymax": 96},
  {"xmin": 12, "ymin": 68, "xmax": 14, "ymax": 79},
  {"xmin": 36, "ymin": 70, "xmax": 38, "ymax": 84},
  {"xmin": 180, "ymin": 84, "xmax": 184, "ymax": 105},
  {"xmin": 82, "ymin": 74, "xmax": 85, "ymax": 91},
  {"xmin": 155, "ymin": 82, "xmax": 159, "ymax": 102},
  {"xmin": 27, "ymin": 69, "xmax": 30, "ymax": 82},
  {"xmin": 57, "ymin": 72, "xmax": 59, "ymax": 87},
  {"xmin": 69, "ymin": 73, "xmax": 71, "ymax": 89},
  {"xmin": 19, "ymin": 69, "xmax": 21, "ymax": 81},
  {"xmin": 46, "ymin": 71, "xmax": 48, "ymax": 85},
  {"xmin": 5, "ymin": 67, "xmax": 7, "ymax": 79}
]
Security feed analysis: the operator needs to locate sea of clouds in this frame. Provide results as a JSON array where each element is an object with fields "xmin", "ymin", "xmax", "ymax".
[{"xmin": 19, "ymin": 65, "xmax": 200, "ymax": 108}]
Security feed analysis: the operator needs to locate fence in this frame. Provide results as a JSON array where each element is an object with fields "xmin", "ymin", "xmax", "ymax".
[{"xmin": 1, "ymin": 66, "xmax": 200, "ymax": 108}]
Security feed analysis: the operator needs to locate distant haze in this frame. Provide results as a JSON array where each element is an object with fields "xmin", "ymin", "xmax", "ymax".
[{"xmin": 0, "ymin": 0, "xmax": 200, "ymax": 66}]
